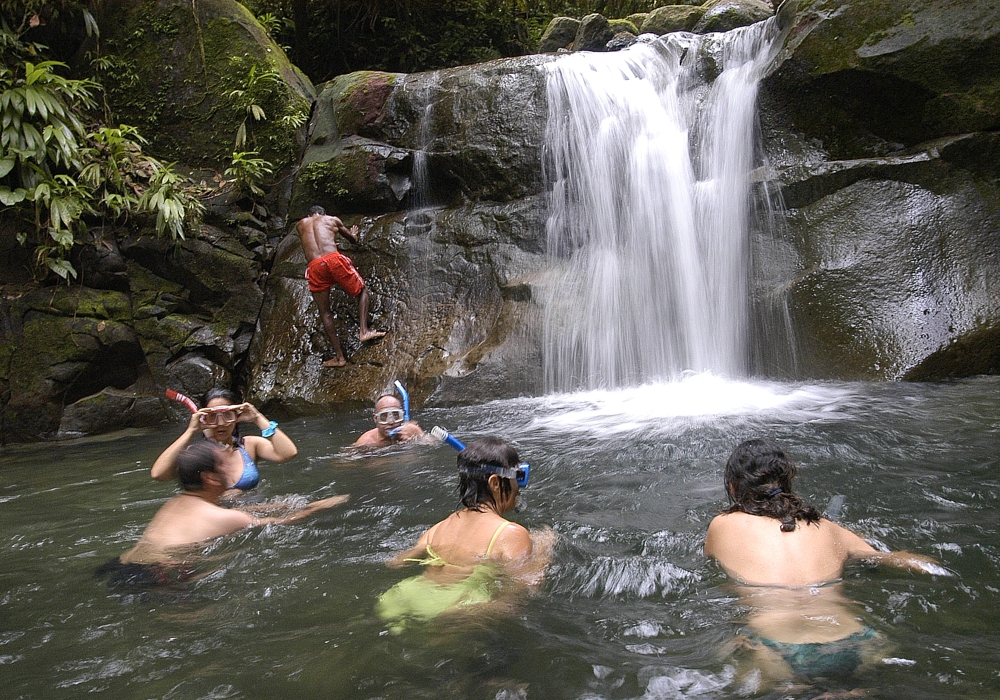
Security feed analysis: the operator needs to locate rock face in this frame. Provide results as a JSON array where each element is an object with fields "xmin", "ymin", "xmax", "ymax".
[
  {"xmin": 757, "ymin": 0, "xmax": 1000, "ymax": 379},
  {"xmin": 575, "ymin": 14, "xmax": 616, "ymax": 52},
  {"xmin": 694, "ymin": 0, "xmax": 773, "ymax": 33},
  {"xmin": 249, "ymin": 57, "xmax": 555, "ymax": 412},
  {"xmin": 0, "ymin": 222, "xmax": 270, "ymax": 441}
]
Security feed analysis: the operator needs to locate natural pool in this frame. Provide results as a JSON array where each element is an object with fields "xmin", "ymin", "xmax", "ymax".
[{"xmin": 2, "ymin": 375, "xmax": 998, "ymax": 699}]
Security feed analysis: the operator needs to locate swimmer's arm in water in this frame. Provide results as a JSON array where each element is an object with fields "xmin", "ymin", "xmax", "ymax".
[
  {"xmin": 839, "ymin": 523, "xmax": 951, "ymax": 576},
  {"xmin": 150, "ymin": 409, "xmax": 210, "ymax": 481},
  {"xmin": 395, "ymin": 422, "xmax": 425, "ymax": 441},
  {"xmin": 509, "ymin": 526, "xmax": 556, "ymax": 587},
  {"xmin": 386, "ymin": 528, "xmax": 431, "ymax": 568},
  {"xmin": 248, "ymin": 495, "xmax": 349, "ymax": 526}
]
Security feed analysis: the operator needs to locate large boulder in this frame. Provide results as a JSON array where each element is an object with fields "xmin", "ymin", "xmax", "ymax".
[
  {"xmin": 575, "ymin": 14, "xmax": 616, "ymax": 52},
  {"xmin": 538, "ymin": 17, "xmax": 580, "ymax": 52},
  {"xmin": 292, "ymin": 57, "xmax": 552, "ymax": 220},
  {"xmin": 641, "ymin": 5, "xmax": 707, "ymax": 35},
  {"xmin": 693, "ymin": 0, "xmax": 773, "ymax": 33},
  {"xmin": 96, "ymin": 0, "xmax": 314, "ymax": 171},
  {"xmin": 756, "ymin": 0, "xmax": 1000, "ymax": 379}
]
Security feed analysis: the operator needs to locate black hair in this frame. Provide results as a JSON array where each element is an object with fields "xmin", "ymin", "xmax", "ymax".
[
  {"xmin": 723, "ymin": 439, "xmax": 820, "ymax": 532},
  {"xmin": 202, "ymin": 387, "xmax": 243, "ymax": 446},
  {"xmin": 309, "ymin": 205, "xmax": 325, "ymax": 216},
  {"xmin": 457, "ymin": 437, "xmax": 520, "ymax": 512},
  {"xmin": 176, "ymin": 441, "xmax": 223, "ymax": 491}
]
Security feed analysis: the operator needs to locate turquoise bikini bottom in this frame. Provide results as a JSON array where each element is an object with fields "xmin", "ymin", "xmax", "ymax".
[{"xmin": 756, "ymin": 627, "xmax": 880, "ymax": 678}]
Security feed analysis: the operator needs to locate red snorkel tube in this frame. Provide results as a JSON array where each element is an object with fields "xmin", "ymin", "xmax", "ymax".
[{"xmin": 165, "ymin": 388, "xmax": 198, "ymax": 414}]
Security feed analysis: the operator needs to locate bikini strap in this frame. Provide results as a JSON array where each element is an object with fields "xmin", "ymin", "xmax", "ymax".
[{"xmin": 485, "ymin": 522, "xmax": 513, "ymax": 557}]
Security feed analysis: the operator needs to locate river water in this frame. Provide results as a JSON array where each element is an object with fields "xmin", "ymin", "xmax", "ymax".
[{"xmin": 2, "ymin": 375, "xmax": 997, "ymax": 698}]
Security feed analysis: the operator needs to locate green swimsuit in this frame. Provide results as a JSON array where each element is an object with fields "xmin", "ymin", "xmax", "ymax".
[{"xmin": 376, "ymin": 522, "xmax": 513, "ymax": 633}]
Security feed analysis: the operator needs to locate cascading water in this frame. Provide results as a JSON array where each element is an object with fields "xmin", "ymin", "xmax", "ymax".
[{"xmin": 542, "ymin": 20, "xmax": 785, "ymax": 392}]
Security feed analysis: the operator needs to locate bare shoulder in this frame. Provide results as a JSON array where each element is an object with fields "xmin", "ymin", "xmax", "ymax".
[
  {"xmin": 352, "ymin": 428, "xmax": 382, "ymax": 447},
  {"xmin": 495, "ymin": 522, "xmax": 532, "ymax": 561},
  {"xmin": 823, "ymin": 518, "xmax": 877, "ymax": 556}
]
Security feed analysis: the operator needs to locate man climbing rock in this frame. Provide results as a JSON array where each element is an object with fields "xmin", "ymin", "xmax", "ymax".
[{"xmin": 297, "ymin": 205, "xmax": 385, "ymax": 367}]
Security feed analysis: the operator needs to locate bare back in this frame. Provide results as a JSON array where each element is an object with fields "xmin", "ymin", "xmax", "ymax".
[
  {"xmin": 704, "ymin": 512, "xmax": 876, "ymax": 587},
  {"xmin": 296, "ymin": 213, "xmax": 347, "ymax": 262},
  {"xmin": 120, "ymin": 494, "xmax": 251, "ymax": 564}
]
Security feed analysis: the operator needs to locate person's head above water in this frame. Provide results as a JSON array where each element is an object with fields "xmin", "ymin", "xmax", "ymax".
[
  {"xmin": 201, "ymin": 387, "xmax": 243, "ymax": 445},
  {"xmin": 373, "ymin": 394, "xmax": 405, "ymax": 437},
  {"xmin": 724, "ymin": 438, "xmax": 820, "ymax": 532},
  {"xmin": 176, "ymin": 441, "xmax": 224, "ymax": 492},
  {"xmin": 457, "ymin": 437, "xmax": 522, "ymax": 513}
]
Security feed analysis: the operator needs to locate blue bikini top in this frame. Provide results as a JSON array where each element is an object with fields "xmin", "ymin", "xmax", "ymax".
[{"xmin": 231, "ymin": 444, "xmax": 260, "ymax": 491}]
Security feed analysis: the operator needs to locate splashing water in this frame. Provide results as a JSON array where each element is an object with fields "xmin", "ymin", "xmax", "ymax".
[{"xmin": 543, "ymin": 21, "xmax": 784, "ymax": 392}]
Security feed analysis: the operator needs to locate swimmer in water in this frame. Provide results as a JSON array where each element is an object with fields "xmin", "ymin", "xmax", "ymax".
[
  {"xmin": 704, "ymin": 439, "xmax": 948, "ymax": 691},
  {"xmin": 152, "ymin": 388, "xmax": 296, "ymax": 492},
  {"xmin": 377, "ymin": 437, "xmax": 554, "ymax": 632},
  {"xmin": 352, "ymin": 393, "xmax": 425, "ymax": 448},
  {"xmin": 118, "ymin": 442, "xmax": 347, "ymax": 568},
  {"xmin": 297, "ymin": 205, "xmax": 385, "ymax": 367}
]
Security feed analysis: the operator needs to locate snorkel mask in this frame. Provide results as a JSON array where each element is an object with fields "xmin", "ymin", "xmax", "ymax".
[
  {"xmin": 386, "ymin": 380, "xmax": 411, "ymax": 438},
  {"xmin": 430, "ymin": 426, "xmax": 531, "ymax": 488}
]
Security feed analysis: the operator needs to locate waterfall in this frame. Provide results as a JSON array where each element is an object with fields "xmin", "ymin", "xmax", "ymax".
[{"xmin": 542, "ymin": 21, "xmax": 784, "ymax": 392}]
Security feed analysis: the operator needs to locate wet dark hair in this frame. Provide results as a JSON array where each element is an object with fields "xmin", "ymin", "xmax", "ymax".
[
  {"xmin": 723, "ymin": 439, "xmax": 820, "ymax": 532},
  {"xmin": 457, "ymin": 437, "xmax": 520, "ymax": 512},
  {"xmin": 177, "ymin": 441, "xmax": 223, "ymax": 491},
  {"xmin": 202, "ymin": 387, "xmax": 243, "ymax": 446},
  {"xmin": 309, "ymin": 205, "xmax": 325, "ymax": 216}
]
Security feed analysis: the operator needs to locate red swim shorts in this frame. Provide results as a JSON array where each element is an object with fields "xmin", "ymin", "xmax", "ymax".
[{"xmin": 305, "ymin": 250, "xmax": 364, "ymax": 297}]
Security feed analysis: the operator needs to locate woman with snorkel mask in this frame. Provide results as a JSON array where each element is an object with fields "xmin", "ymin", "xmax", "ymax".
[
  {"xmin": 151, "ymin": 388, "xmax": 297, "ymax": 491},
  {"xmin": 377, "ymin": 437, "xmax": 554, "ymax": 632}
]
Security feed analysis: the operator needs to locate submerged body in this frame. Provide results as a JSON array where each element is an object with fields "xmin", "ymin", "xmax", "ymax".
[
  {"xmin": 705, "ymin": 439, "xmax": 945, "ymax": 686},
  {"xmin": 378, "ymin": 438, "xmax": 553, "ymax": 632}
]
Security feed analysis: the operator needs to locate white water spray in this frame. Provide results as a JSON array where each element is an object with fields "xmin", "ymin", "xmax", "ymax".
[{"xmin": 542, "ymin": 22, "xmax": 784, "ymax": 392}]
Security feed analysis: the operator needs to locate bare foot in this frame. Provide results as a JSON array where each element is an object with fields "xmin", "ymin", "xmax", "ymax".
[
  {"xmin": 322, "ymin": 357, "xmax": 348, "ymax": 368},
  {"xmin": 359, "ymin": 330, "xmax": 386, "ymax": 343}
]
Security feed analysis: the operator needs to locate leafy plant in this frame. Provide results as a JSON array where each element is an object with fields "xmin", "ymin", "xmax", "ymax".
[
  {"xmin": 225, "ymin": 56, "xmax": 282, "ymax": 149},
  {"xmin": 224, "ymin": 150, "xmax": 274, "ymax": 199},
  {"xmin": 0, "ymin": 13, "xmax": 205, "ymax": 281}
]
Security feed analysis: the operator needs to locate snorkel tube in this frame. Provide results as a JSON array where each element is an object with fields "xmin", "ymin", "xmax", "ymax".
[
  {"xmin": 431, "ymin": 425, "xmax": 466, "ymax": 452},
  {"xmin": 393, "ymin": 380, "xmax": 410, "ymax": 422},
  {"xmin": 165, "ymin": 388, "xmax": 198, "ymax": 414},
  {"xmin": 387, "ymin": 381, "xmax": 412, "ymax": 438}
]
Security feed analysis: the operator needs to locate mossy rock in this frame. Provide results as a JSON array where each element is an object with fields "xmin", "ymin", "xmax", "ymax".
[
  {"xmin": 771, "ymin": 0, "xmax": 1000, "ymax": 154},
  {"xmin": 693, "ymin": 0, "xmax": 772, "ymax": 33},
  {"xmin": 575, "ymin": 14, "xmax": 616, "ymax": 51},
  {"xmin": 609, "ymin": 19, "xmax": 640, "ymax": 35},
  {"xmin": 538, "ymin": 16, "xmax": 580, "ymax": 52},
  {"xmin": 626, "ymin": 13, "xmax": 650, "ymax": 31},
  {"xmin": 641, "ymin": 5, "xmax": 707, "ymax": 34},
  {"xmin": 96, "ymin": 0, "xmax": 314, "ymax": 171}
]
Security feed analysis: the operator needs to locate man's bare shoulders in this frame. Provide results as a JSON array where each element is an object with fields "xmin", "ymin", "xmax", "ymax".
[{"xmin": 352, "ymin": 428, "xmax": 388, "ymax": 448}]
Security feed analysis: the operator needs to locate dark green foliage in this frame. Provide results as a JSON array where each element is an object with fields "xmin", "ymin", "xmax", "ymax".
[{"xmin": 240, "ymin": 0, "xmax": 661, "ymax": 81}]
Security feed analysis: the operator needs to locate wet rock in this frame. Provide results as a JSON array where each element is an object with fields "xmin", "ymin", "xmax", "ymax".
[
  {"xmin": 641, "ymin": 5, "xmax": 707, "ymax": 35},
  {"xmin": 575, "ymin": 14, "xmax": 616, "ymax": 52},
  {"xmin": 761, "ymin": 139, "xmax": 1000, "ymax": 380},
  {"xmin": 57, "ymin": 389, "xmax": 165, "ymax": 439},
  {"xmin": 607, "ymin": 33, "xmax": 639, "ymax": 51},
  {"xmin": 246, "ymin": 196, "xmax": 548, "ymax": 413},
  {"xmin": 539, "ymin": 17, "xmax": 580, "ymax": 53},
  {"xmin": 693, "ymin": 0, "xmax": 772, "ymax": 34}
]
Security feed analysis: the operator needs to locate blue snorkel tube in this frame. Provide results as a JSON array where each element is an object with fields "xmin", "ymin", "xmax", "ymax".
[
  {"xmin": 393, "ymin": 380, "xmax": 410, "ymax": 422},
  {"xmin": 387, "ymin": 381, "xmax": 411, "ymax": 438},
  {"xmin": 430, "ymin": 426, "xmax": 530, "ymax": 488}
]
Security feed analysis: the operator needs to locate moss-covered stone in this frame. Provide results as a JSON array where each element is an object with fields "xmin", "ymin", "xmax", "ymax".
[
  {"xmin": 96, "ymin": 0, "xmax": 314, "ymax": 170},
  {"xmin": 626, "ymin": 13, "xmax": 650, "ymax": 31},
  {"xmin": 538, "ymin": 17, "xmax": 581, "ymax": 52},
  {"xmin": 693, "ymin": 0, "xmax": 772, "ymax": 33},
  {"xmin": 642, "ymin": 5, "xmax": 707, "ymax": 34},
  {"xmin": 609, "ymin": 19, "xmax": 640, "ymax": 35}
]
